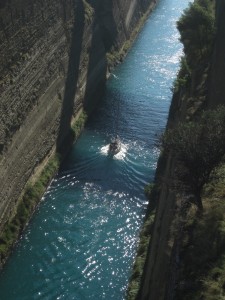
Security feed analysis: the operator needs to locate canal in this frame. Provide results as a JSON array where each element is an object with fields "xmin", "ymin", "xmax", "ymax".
[{"xmin": 0, "ymin": 0, "xmax": 190, "ymax": 299}]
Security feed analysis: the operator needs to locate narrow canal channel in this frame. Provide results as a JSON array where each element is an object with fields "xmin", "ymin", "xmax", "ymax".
[{"xmin": 0, "ymin": 0, "xmax": 190, "ymax": 299}]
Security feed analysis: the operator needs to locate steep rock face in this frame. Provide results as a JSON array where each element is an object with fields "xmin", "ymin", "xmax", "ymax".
[
  {"xmin": 0, "ymin": 0, "xmax": 155, "ymax": 232},
  {"xmin": 138, "ymin": 1, "xmax": 225, "ymax": 300},
  {"xmin": 208, "ymin": 0, "xmax": 225, "ymax": 107}
]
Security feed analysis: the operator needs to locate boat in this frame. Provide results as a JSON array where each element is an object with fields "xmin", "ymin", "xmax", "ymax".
[{"xmin": 108, "ymin": 135, "xmax": 121, "ymax": 155}]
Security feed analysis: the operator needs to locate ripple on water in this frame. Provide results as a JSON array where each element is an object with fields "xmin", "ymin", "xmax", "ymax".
[{"xmin": 0, "ymin": 0, "xmax": 192, "ymax": 299}]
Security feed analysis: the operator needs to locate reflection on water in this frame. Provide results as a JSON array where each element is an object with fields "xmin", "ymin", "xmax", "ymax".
[{"xmin": 0, "ymin": 0, "xmax": 191, "ymax": 299}]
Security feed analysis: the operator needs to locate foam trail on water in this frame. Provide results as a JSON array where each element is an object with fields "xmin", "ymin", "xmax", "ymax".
[{"xmin": 100, "ymin": 143, "xmax": 128, "ymax": 160}]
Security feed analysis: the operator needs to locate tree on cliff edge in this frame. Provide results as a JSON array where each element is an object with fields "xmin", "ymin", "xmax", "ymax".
[
  {"xmin": 177, "ymin": 0, "xmax": 215, "ymax": 69},
  {"xmin": 162, "ymin": 106, "xmax": 225, "ymax": 210}
]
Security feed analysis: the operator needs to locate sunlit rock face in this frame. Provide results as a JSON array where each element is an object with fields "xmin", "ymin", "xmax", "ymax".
[{"xmin": 0, "ymin": 0, "xmax": 155, "ymax": 231}]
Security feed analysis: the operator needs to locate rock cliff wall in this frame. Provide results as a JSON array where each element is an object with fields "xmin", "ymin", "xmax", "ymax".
[
  {"xmin": 0, "ymin": 0, "xmax": 156, "ymax": 233},
  {"xmin": 138, "ymin": 1, "xmax": 225, "ymax": 299},
  {"xmin": 208, "ymin": 0, "xmax": 225, "ymax": 107}
]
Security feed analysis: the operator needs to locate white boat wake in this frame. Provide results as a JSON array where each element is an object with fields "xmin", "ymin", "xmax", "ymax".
[{"xmin": 100, "ymin": 143, "xmax": 128, "ymax": 160}]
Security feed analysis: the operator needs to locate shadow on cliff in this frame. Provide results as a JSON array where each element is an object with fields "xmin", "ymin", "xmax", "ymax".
[
  {"xmin": 208, "ymin": 0, "xmax": 225, "ymax": 108},
  {"xmin": 56, "ymin": 0, "xmax": 85, "ymax": 153},
  {"xmin": 56, "ymin": 0, "xmax": 117, "ymax": 154},
  {"xmin": 83, "ymin": 0, "xmax": 117, "ymax": 113}
]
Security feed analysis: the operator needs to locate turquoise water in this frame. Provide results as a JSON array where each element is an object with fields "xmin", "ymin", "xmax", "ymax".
[{"xmin": 0, "ymin": 0, "xmax": 190, "ymax": 299}]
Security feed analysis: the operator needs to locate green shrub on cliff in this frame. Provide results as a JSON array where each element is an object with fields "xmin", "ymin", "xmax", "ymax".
[
  {"xmin": 162, "ymin": 106, "xmax": 225, "ymax": 210},
  {"xmin": 0, "ymin": 109, "xmax": 87, "ymax": 267},
  {"xmin": 0, "ymin": 154, "xmax": 61, "ymax": 266},
  {"xmin": 71, "ymin": 111, "xmax": 87, "ymax": 138},
  {"xmin": 173, "ymin": 56, "xmax": 191, "ymax": 92},
  {"xmin": 177, "ymin": 0, "xmax": 215, "ymax": 69},
  {"xmin": 177, "ymin": 162, "xmax": 225, "ymax": 300}
]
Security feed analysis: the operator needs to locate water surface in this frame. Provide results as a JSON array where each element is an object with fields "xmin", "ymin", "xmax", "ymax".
[{"xmin": 0, "ymin": 0, "xmax": 190, "ymax": 299}]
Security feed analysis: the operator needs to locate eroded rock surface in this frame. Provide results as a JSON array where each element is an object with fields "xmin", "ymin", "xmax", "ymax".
[{"xmin": 0, "ymin": 0, "xmax": 155, "ymax": 231}]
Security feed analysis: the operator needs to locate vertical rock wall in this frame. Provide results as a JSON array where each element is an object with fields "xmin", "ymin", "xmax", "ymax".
[
  {"xmin": 138, "ymin": 1, "xmax": 225, "ymax": 299},
  {"xmin": 0, "ymin": 0, "xmax": 155, "ymax": 232},
  {"xmin": 208, "ymin": 0, "xmax": 225, "ymax": 107}
]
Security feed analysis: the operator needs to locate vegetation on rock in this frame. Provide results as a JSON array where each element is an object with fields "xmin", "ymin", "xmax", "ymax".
[
  {"xmin": 132, "ymin": 0, "xmax": 225, "ymax": 299},
  {"xmin": 177, "ymin": 0, "xmax": 215, "ymax": 69},
  {"xmin": 164, "ymin": 0, "xmax": 225, "ymax": 299},
  {"xmin": 126, "ymin": 183, "xmax": 157, "ymax": 300},
  {"xmin": 0, "ymin": 111, "xmax": 87, "ymax": 268},
  {"xmin": 173, "ymin": 0, "xmax": 215, "ymax": 94},
  {"xmin": 71, "ymin": 111, "xmax": 87, "ymax": 139},
  {"xmin": 0, "ymin": 154, "xmax": 60, "ymax": 267},
  {"xmin": 162, "ymin": 106, "xmax": 225, "ymax": 210},
  {"xmin": 176, "ymin": 162, "xmax": 225, "ymax": 299}
]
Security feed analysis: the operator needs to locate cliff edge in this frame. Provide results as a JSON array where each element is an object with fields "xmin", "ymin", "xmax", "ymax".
[{"xmin": 133, "ymin": 0, "xmax": 225, "ymax": 299}]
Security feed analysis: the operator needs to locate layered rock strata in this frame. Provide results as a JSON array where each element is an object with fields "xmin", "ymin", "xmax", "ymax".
[{"xmin": 0, "ymin": 0, "xmax": 156, "ymax": 235}]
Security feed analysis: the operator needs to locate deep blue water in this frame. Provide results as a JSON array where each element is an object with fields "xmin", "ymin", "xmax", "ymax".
[{"xmin": 0, "ymin": 0, "xmax": 191, "ymax": 299}]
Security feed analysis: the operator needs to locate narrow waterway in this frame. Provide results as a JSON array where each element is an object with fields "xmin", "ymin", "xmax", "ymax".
[{"xmin": 0, "ymin": 0, "xmax": 190, "ymax": 299}]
